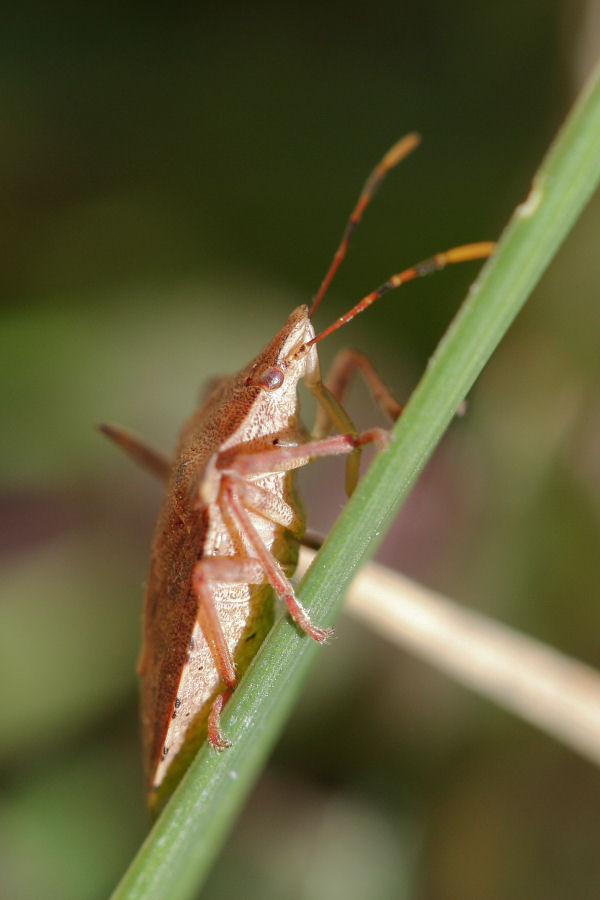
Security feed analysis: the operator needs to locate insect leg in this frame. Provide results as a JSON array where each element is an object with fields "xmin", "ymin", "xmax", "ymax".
[
  {"xmin": 191, "ymin": 556, "xmax": 264, "ymax": 748},
  {"xmin": 222, "ymin": 474, "xmax": 334, "ymax": 642},
  {"xmin": 316, "ymin": 348, "xmax": 468, "ymax": 431},
  {"xmin": 98, "ymin": 423, "xmax": 172, "ymax": 482},
  {"xmin": 226, "ymin": 428, "xmax": 391, "ymax": 478},
  {"xmin": 314, "ymin": 348, "xmax": 403, "ymax": 437},
  {"xmin": 306, "ymin": 350, "xmax": 402, "ymax": 494}
]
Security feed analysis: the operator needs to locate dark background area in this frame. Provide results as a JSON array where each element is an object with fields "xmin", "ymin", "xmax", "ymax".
[{"xmin": 2, "ymin": 2, "xmax": 600, "ymax": 897}]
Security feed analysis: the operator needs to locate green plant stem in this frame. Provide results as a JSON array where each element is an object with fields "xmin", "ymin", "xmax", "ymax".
[{"xmin": 111, "ymin": 61, "xmax": 600, "ymax": 900}]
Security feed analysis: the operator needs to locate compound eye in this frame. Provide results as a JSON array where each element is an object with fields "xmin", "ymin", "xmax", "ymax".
[{"xmin": 256, "ymin": 365, "xmax": 285, "ymax": 391}]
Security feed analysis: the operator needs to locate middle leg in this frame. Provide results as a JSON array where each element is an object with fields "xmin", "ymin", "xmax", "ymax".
[{"xmin": 221, "ymin": 474, "xmax": 335, "ymax": 642}]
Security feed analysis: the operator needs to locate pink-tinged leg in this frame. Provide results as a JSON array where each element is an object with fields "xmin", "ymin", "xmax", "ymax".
[
  {"xmin": 226, "ymin": 428, "xmax": 391, "ymax": 477},
  {"xmin": 207, "ymin": 688, "xmax": 233, "ymax": 748},
  {"xmin": 192, "ymin": 562, "xmax": 239, "ymax": 688},
  {"xmin": 222, "ymin": 475, "xmax": 334, "ymax": 643},
  {"xmin": 192, "ymin": 559, "xmax": 257, "ymax": 749}
]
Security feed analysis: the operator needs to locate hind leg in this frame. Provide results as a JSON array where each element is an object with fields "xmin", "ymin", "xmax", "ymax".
[
  {"xmin": 191, "ymin": 556, "xmax": 264, "ymax": 748},
  {"xmin": 98, "ymin": 423, "xmax": 172, "ymax": 482}
]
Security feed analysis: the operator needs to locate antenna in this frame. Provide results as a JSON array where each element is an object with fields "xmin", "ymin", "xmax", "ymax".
[
  {"xmin": 304, "ymin": 241, "xmax": 496, "ymax": 350},
  {"xmin": 309, "ymin": 133, "xmax": 421, "ymax": 319}
]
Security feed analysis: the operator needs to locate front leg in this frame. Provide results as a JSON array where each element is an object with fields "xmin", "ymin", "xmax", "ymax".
[
  {"xmin": 304, "ymin": 349, "xmax": 402, "ymax": 495},
  {"xmin": 313, "ymin": 348, "xmax": 403, "ymax": 441},
  {"xmin": 224, "ymin": 428, "xmax": 391, "ymax": 478}
]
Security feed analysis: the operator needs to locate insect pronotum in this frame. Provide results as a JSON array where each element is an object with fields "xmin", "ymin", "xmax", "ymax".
[{"xmin": 101, "ymin": 134, "xmax": 494, "ymax": 811}]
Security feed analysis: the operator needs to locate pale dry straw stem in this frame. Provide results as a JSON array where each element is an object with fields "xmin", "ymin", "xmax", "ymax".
[{"xmin": 298, "ymin": 547, "xmax": 600, "ymax": 767}]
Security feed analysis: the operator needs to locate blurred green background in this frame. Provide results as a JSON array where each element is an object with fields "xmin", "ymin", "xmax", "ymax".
[{"xmin": 2, "ymin": 2, "xmax": 600, "ymax": 898}]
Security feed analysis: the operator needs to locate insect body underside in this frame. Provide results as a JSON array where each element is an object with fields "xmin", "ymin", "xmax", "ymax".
[{"xmin": 152, "ymin": 466, "xmax": 299, "ymax": 794}]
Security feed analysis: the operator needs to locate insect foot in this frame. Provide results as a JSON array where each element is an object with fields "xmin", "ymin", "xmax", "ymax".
[
  {"xmin": 355, "ymin": 427, "xmax": 393, "ymax": 451},
  {"xmin": 207, "ymin": 689, "xmax": 234, "ymax": 750}
]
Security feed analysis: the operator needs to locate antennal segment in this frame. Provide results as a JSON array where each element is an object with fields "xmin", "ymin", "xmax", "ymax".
[
  {"xmin": 304, "ymin": 241, "xmax": 496, "ymax": 350},
  {"xmin": 308, "ymin": 133, "xmax": 421, "ymax": 319}
]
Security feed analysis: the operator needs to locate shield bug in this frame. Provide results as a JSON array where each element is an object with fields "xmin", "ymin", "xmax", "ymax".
[{"xmin": 101, "ymin": 134, "xmax": 494, "ymax": 811}]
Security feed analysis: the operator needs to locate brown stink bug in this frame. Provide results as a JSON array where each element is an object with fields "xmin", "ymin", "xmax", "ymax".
[{"xmin": 101, "ymin": 134, "xmax": 494, "ymax": 811}]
